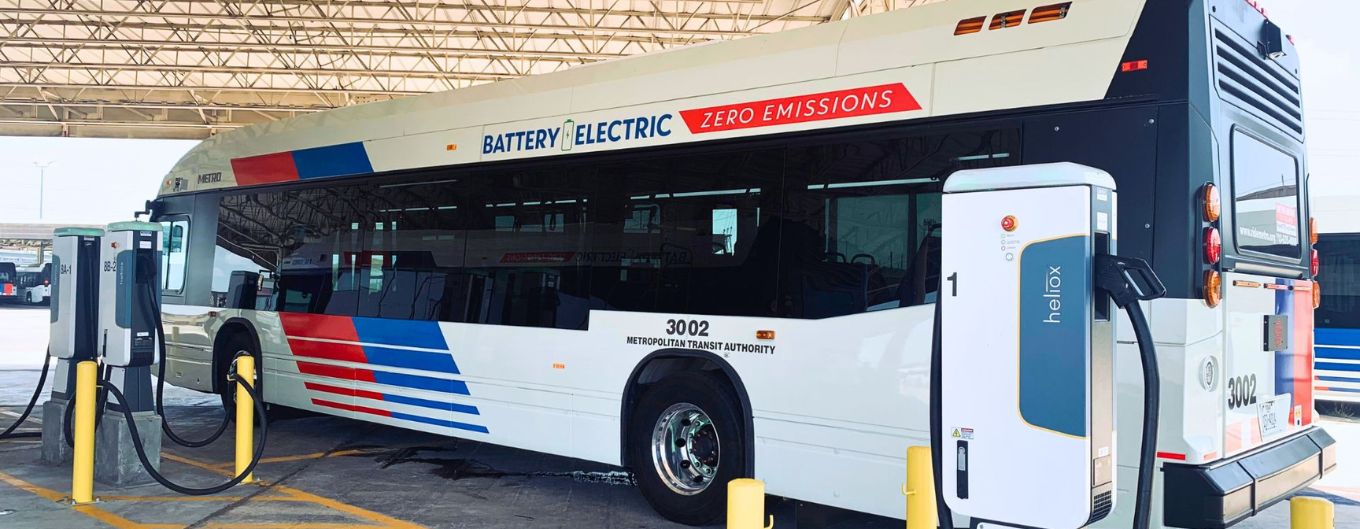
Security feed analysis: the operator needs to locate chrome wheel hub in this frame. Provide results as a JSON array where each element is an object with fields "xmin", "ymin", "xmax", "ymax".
[{"xmin": 650, "ymin": 402, "xmax": 720, "ymax": 495}]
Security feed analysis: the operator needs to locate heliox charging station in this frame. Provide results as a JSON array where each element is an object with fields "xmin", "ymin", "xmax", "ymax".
[
  {"xmin": 939, "ymin": 163, "xmax": 1119, "ymax": 529},
  {"xmin": 40, "ymin": 227, "xmax": 105, "ymax": 465}
]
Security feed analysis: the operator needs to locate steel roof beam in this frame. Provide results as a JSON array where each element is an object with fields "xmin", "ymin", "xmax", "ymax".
[
  {"xmin": 0, "ymin": 38, "xmax": 629, "ymax": 62},
  {"xmin": 0, "ymin": 7, "xmax": 807, "ymax": 38}
]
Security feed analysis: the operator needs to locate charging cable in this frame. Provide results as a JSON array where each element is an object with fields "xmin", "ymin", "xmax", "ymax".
[
  {"xmin": 1094, "ymin": 254, "xmax": 1166, "ymax": 529},
  {"xmin": 0, "ymin": 352, "xmax": 52, "ymax": 440},
  {"xmin": 100, "ymin": 373, "xmax": 268, "ymax": 495}
]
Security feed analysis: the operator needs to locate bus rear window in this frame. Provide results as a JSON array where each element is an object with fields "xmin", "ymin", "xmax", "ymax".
[{"xmin": 1231, "ymin": 130, "xmax": 1300, "ymax": 259}]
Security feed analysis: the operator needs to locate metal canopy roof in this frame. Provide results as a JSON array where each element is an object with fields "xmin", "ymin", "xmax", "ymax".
[{"xmin": 0, "ymin": 0, "xmax": 937, "ymax": 140}]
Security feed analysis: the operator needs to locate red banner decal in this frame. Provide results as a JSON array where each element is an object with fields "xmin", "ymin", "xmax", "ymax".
[{"xmin": 680, "ymin": 83, "xmax": 922, "ymax": 134}]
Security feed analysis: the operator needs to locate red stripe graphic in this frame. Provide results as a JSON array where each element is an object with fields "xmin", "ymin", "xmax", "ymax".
[
  {"xmin": 679, "ymin": 83, "xmax": 922, "ymax": 134},
  {"xmin": 280, "ymin": 313, "xmax": 362, "ymax": 342},
  {"xmin": 288, "ymin": 338, "xmax": 366, "ymax": 364},
  {"xmin": 312, "ymin": 398, "xmax": 392, "ymax": 418},
  {"xmin": 230, "ymin": 151, "xmax": 299, "ymax": 186},
  {"xmin": 296, "ymin": 361, "xmax": 356, "ymax": 381},
  {"xmin": 304, "ymin": 382, "xmax": 384, "ymax": 401},
  {"xmin": 297, "ymin": 360, "xmax": 375, "ymax": 383},
  {"xmin": 1292, "ymin": 280, "xmax": 1315, "ymax": 426},
  {"xmin": 1156, "ymin": 452, "xmax": 1187, "ymax": 461}
]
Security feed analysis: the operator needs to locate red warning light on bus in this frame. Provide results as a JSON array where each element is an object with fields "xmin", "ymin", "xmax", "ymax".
[{"xmin": 1001, "ymin": 215, "xmax": 1018, "ymax": 232}]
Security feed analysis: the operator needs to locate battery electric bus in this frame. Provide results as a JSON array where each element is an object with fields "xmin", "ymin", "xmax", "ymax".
[{"xmin": 151, "ymin": 1, "xmax": 1334, "ymax": 526}]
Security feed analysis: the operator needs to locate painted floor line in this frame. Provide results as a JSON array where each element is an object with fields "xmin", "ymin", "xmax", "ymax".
[
  {"xmin": 165, "ymin": 451, "xmax": 428, "ymax": 529},
  {"xmin": 0, "ymin": 451, "xmax": 427, "ymax": 529},
  {"xmin": 0, "ymin": 468, "xmax": 176, "ymax": 529},
  {"xmin": 206, "ymin": 448, "xmax": 376, "ymax": 470}
]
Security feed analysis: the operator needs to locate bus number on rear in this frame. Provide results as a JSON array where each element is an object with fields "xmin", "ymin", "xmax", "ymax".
[
  {"xmin": 1227, "ymin": 374, "xmax": 1257, "ymax": 410},
  {"xmin": 665, "ymin": 319, "xmax": 710, "ymax": 337}
]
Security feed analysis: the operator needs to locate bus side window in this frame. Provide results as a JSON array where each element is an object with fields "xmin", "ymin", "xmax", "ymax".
[
  {"xmin": 780, "ymin": 129, "xmax": 1016, "ymax": 318},
  {"xmin": 160, "ymin": 220, "xmax": 190, "ymax": 292}
]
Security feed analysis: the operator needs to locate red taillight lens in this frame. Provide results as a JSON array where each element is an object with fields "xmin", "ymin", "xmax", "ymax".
[
  {"xmin": 1204, "ymin": 227, "xmax": 1222, "ymax": 265},
  {"xmin": 1311, "ymin": 249, "xmax": 1320, "ymax": 277}
]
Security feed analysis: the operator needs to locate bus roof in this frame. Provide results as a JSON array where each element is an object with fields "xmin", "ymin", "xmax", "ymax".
[{"xmin": 159, "ymin": 0, "xmax": 1147, "ymax": 197}]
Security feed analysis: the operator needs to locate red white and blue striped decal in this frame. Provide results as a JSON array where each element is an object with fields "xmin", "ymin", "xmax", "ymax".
[
  {"xmin": 278, "ymin": 313, "xmax": 488, "ymax": 434},
  {"xmin": 1273, "ymin": 279, "xmax": 1315, "ymax": 426},
  {"xmin": 229, "ymin": 142, "xmax": 374, "ymax": 187}
]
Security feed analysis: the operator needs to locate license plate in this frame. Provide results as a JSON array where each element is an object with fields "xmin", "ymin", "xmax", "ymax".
[{"xmin": 1257, "ymin": 394, "xmax": 1291, "ymax": 439}]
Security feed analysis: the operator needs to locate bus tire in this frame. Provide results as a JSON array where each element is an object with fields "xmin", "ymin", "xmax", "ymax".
[
  {"xmin": 627, "ymin": 371, "xmax": 745, "ymax": 526},
  {"xmin": 216, "ymin": 332, "xmax": 262, "ymax": 421}
]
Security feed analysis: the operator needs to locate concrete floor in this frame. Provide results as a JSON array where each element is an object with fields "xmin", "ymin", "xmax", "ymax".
[{"xmin": 1, "ymin": 305, "xmax": 1357, "ymax": 529}]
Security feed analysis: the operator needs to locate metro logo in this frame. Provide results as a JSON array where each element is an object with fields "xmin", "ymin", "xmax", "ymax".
[{"xmin": 679, "ymin": 83, "xmax": 921, "ymax": 134}]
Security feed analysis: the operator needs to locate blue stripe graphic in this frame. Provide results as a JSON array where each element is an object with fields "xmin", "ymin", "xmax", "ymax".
[
  {"xmin": 1320, "ymin": 386, "xmax": 1360, "ymax": 394},
  {"xmin": 1316, "ymin": 362, "xmax": 1360, "ymax": 373},
  {"xmin": 353, "ymin": 317, "xmax": 449, "ymax": 350},
  {"xmin": 1319, "ymin": 375, "xmax": 1360, "ymax": 383},
  {"xmin": 1274, "ymin": 279, "xmax": 1295, "ymax": 400},
  {"xmin": 362, "ymin": 345, "xmax": 459, "ymax": 374},
  {"xmin": 1316, "ymin": 327, "xmax": 1360, "ymax": 346},
  {"xmin": 390, "ymin": 411, "xmax": 489, "ymax": 433},
  {"xmin": 371, "ymin": 371, "xmax": 470, "ymax": 395},
  {"xmin": 381, "ymin": 393, "xmax": 480, "ymax": 416},
  {"xmin": 1317, "ymin": 347, "xmax": 1360, "ymax": 361},
  {"xmin": 292, "ymin": 142, "xmax": 373, "ymax": 180}
]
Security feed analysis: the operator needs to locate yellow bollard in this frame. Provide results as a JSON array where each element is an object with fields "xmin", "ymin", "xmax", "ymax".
[
  {"xmin": 727, "ymin": 478, "xmax": 774, "ymax": 529},
  {"xmin": 70, "ymin": 360, "xmax": 97, "ymax": 504},
  {"xmin": 234, "ymin": 355, "xmax": 256, "ymax": 484},
  {"xmin": 902, "ymin": 446, "xmax": 937, "ymax": 529},
  {"xmin": 1291, "ymin": 496, "xmax": 1334, "ymax": 529}
]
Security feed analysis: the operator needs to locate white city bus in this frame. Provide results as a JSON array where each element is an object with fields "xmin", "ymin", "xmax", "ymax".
[{"xmin": 151, "ymin": 1, "xmax": 1334, "ymax": 526}]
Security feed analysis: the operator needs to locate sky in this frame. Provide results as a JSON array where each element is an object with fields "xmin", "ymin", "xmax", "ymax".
[
  {"xmin": 0, "ymin": 137, "xmax": 195, "ymax": 224},
  {"xmin": 0, "ymin": 0, "xmax": 1355, "ymax": 227}
]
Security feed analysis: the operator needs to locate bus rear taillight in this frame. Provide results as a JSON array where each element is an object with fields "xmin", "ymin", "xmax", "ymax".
[
  {"xmin": 1309, "ymin": 217, "xmax": 1318, "ymax": 245},
  {"xmin": 1314, "ymin": 282, "xmax": 1322, "ymax": 309},
  {"xmin": 1204, "ymin": 271, "xmax": 1223, "ymax": 308},
  {"xmin": 1311, "ymin": 249, "xmax": 1320, "ymax": 277},
  {"xmin": 1204, "ymin": 228, "xmax": 1222, "ymax": 265}
]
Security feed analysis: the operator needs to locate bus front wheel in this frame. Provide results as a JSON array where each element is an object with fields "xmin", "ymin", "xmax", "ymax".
[{"xmin": 627, "ymin": 371, "xmax": 745, "ymax": 526}]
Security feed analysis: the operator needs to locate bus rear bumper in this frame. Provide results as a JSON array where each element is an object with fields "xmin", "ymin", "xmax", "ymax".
[{"xmin": 1162, "ymin": 428, "xmax": 1336, "ymax": 529}]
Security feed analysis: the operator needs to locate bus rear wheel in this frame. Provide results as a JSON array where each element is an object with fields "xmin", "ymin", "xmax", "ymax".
[
  {"xmin": 628, "ymin": 371, "xmax": 745, "ymax": 526},
  {"xmin": 216, "ymin": 333, "xmax": 262, "ymax": 421}
]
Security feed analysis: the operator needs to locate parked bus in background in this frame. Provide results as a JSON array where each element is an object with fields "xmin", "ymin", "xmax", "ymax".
[
  {"xmin": 1315, "ymin": 231, "xmax": 1360, "ymax": 404},
  {"xmin": 0, "ymin": 262, "xmax": 17, "ymax": 302},
  {"xmin": 150, "ymin": 1, "xmax": 1333, "ymax": 527},
  {"xmin": 16, "ymin": 264, "xmax": 52, "ymax": 305}
]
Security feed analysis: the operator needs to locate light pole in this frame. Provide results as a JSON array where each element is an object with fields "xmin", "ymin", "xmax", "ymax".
[{"xmin": 33, "ymin": 161, "xmax": 53, "ymax": 220}]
